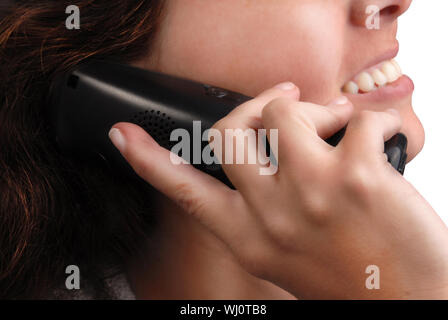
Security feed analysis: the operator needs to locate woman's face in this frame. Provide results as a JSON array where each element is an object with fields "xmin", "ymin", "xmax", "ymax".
[{"xmin": 139, "ymin": 0, "xmax": 423, "ymax": 160}]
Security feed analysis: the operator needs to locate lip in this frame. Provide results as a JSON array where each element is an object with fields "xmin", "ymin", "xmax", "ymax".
[
  {"xmin": 343, "ymin": 75, "xmax": 414, "ymax": 103},
  {"xmin": 340, "ymin": 41, "xmax": 414, "ymax": 103},
  {"xmin": 345, "ymin": 43, "xmax": 400, "ymax": 84}
]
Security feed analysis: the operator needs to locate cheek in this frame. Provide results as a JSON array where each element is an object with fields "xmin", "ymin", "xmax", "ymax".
[
  {"xmin": 283, "ymin": 6, "xmax": 346, "ymax": 104},
  {"xmin": 157, "ymin": 1, "xmax": 344, "ymax": 103}
]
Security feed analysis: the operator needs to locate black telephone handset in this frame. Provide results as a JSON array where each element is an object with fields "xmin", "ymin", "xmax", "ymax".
[{"xmin": 47, "ymin": 60, "xmax": 408, "ymax": 187}]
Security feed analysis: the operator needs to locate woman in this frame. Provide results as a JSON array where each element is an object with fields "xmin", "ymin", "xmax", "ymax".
[{"xmin": 1, "ymin": 0, "xmax": 447, "ymax": 299}]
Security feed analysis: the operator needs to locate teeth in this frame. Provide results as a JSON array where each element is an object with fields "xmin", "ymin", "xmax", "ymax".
[
  {"xmin": 371, "ymin": 69, "xmax": 388, "ymax": 87},
  {"xmin": 381, "ymin": 61, "xmax": 400, "ymax": 82},
  {"xmin": 356, "ymin": 72, "xmax": 375, "ymax": 92},
  {"xmin": 391, "ymin": 59, "xmax": 402, "ymax": 75},
  {"xmin": 342, "ymin": 59, "xmax": 403, "ymax": 94},
  {"xmin": 343, "ymin": 81, "xmax": 359, "ymax": 94}
]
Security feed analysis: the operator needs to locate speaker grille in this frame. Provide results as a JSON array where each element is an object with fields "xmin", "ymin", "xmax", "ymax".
[{"xmin": 129, "ymin": 110, "xmax": 176, "ymax": 149}]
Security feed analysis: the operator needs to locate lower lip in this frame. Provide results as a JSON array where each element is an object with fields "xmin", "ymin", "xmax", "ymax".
[{"xmin": 343, "ymin": 75, "xmax": 414, "ymax": 103}]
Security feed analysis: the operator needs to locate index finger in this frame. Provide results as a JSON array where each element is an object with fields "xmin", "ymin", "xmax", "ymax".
[{"xmin": 226, "ymin": 82, "xmax": 300, "ymax": 120}]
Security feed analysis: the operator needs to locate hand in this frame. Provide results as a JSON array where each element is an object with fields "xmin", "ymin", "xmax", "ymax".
[{"xmin": 108, "ymin": 82, "xmax": 448, "ymax": 299}]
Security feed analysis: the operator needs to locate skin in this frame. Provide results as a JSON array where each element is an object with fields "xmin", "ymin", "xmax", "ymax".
[
  {"xmin": 117, "ymin": 0, "xmax": 447, "ymax": 299},
  {"xmin": 139, "ymin": 0, "xmax": 423, "ymax": 159}
]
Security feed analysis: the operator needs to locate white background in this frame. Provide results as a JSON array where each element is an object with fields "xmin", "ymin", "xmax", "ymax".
[{"xmin": 397, "ymin": 0, "xmax": 448, "ymax": 224}]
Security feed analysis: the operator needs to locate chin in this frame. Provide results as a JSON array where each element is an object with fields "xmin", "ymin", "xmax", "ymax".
[
  {"xmin": 342, "ymin": 74, "xmax": 424, "ymax": 163},
  {"xmin": 401, "ymin": 105, "xmax": 425, "ymax": 162}
]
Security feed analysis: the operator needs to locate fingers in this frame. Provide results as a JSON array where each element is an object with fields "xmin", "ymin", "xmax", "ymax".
[
  {"xmin": 108, "ymin": 122, "xmax": 249, "ymax": 241},
  {"xmin": 260, "ymin": 95, "xmax": 354, "ymax": 167},
  {"xmin": 211, "ymin": 82, "xmax": 300, "ymax": 193},
  {"xmin": 339, "ymin": 108, "xmax": 403, "ymax": 162},
  {"xmin": 226, "ymin": 82, "xmax": 300, "ymax": 120}
]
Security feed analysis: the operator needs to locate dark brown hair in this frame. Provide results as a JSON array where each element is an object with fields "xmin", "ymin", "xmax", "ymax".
[{"xmin": 0, "ymin": 0, "xmax": 166, "ymax": 299}]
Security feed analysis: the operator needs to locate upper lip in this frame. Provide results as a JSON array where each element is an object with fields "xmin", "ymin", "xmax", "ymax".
[{"xmin": 343, "ymin": 42, "xmax": 400, "ymax": 85}]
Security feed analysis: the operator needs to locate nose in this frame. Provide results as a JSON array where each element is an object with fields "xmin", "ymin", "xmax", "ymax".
[{"xmin": 350, "ymin": 0, "xmax": 412, "ymax": 27}]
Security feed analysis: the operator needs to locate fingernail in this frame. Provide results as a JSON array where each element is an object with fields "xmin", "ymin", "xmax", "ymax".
[
  {"xmin": 328, "ymin": 96, "xmax": 349, "ymax": 106},
  {"xmin": 109, "ymin": 128, "xmax": 126, "ymax": 152},
  {"xmin": 274, "ymin": 82, "xmax": 296, "ymax": 91}
]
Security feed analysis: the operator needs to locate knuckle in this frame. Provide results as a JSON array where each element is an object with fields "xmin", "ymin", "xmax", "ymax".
[
  {"xmin": 279, "ymin": 101, "xmax": 316, "ymax": 132},
  {"xmin": 238, "ymin": 243, "xmax": 270, "ymax": 278},
  {"xmin": 299, "ymin": 192, "xmax": 332, "ymax": 225},
  {"xmin": 262, "ymin": 97, "xmax": 296, "ymax": 120},
  {"xmin": 340, "ymin": 163, "xmax": 378, "ymax": 202},
  {"xmin": 173, "ymin": 183, "xmax": 207, "ymax": 219},
  {"xmin": 294, "ymin": 111, "xmax": 316, "ymax": 132},
  {"xmin": 329, "ymin": 105, "xmax": 350, "ymax": 126},
  {"xmin": 264, "ymin": 215, "xmax": 300, "ymax": 251},
  {"xmin": 245, "ymin": 115, "xmax": 263, "ymax": 130},
  {"xmin": 283, "ymin": 168, "xmax": 334, "ymax": 224},
  {"xmin": 350, "ymin": 111, "xmax": 381, "ymax": 135},
  {"xmin": 211, "ymin": 118, "xmax": 227, "ymax": 133},
  {"xmin": 357, "ymin": 110, "xmax": 380, "ymax": 125}
]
